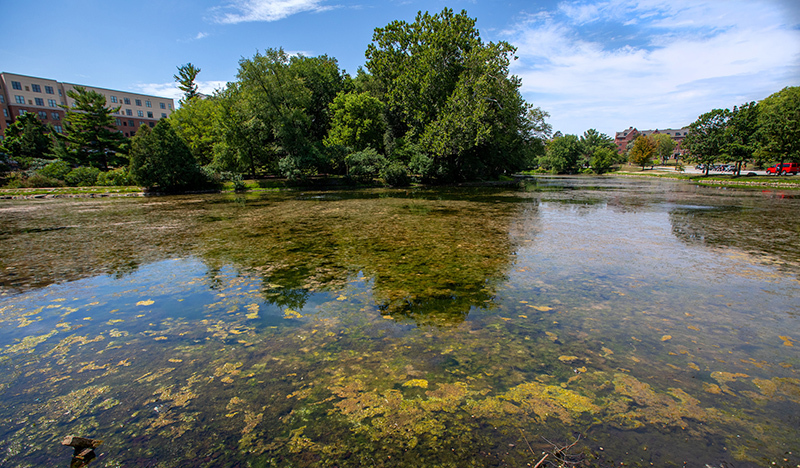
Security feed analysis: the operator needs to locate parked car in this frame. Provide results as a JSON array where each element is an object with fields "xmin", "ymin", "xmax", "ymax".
[{"xmin": 766, "ymin": 163, "xmax": 800, "ymax": 175}]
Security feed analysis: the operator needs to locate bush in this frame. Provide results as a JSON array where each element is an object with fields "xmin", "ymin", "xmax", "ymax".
[
  {"xmin": 129, "ymin": 121, "xmax": 208, "ymax": 191},
  {"xmin": 97, "ymin": 167, "xmax": 133, "ymax": 186},
  {"xmin": 65, "ymin": 166, "xmax": 101, "ymax": 186},
  {"xmin": 380, "ymin": 161, "xmax": 410, "ymax": 186},
  {"xmin": 6, "ymin": 173, "xmax": 66, "ymax": 188},
  {"xmin": 345, "ymin": 147, "xmax": 386, "ymax": 183},
  {"xmin": 38, "ymin": 160, "xmax": 72, "ymax": 181}
]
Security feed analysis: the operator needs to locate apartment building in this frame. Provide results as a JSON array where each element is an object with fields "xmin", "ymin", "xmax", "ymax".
[
  {"xmin": 0, "ymin": 72, "xmax": 175, "ymax": 140},
  {"xmin": 614, "ymin": 126, "xmax": 690, "ymax": 158}
]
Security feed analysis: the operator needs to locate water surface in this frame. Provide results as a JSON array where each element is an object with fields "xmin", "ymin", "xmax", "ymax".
[{"xmin": 1, "ymin": 177, "xmax": 798, "ymax": 467}]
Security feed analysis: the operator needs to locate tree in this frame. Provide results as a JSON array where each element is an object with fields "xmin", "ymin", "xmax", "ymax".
[
  {"xmin": 590, "ymin": 147, "xmax": 617, "ymax": 174},
  {"xmin": 540, "ymin": 134, "xmax": 582, "ymax": 174},
  {"xmin": 579, "ymin": 129, "xmax": 616, "ymax": 165},
  {"xmin": 365, "ymin": 8, "xmax": 549, "ymax": 181},
  {"xmin": 725, "ymin": 102, "xmax": 759, "ymax": 175},
  {"xmin": 0, "ymin": 113, "xmax": 53, "ymax": 165},
  {"xmin": 324, "ymin": 91, "xmax": 386, "ymax": 153},
  {"xmin": 628, "ymin": 135, "xmax": 656, "ymax": 170},
  {"xmin": 59, "ymin": 86, "xmax": 126, "ymax": 170},
  {"xmin": 169, "ymin": 93, "xmax": 222, "ymax": 166},
  {"xmin": 756, "ymin": 86, "xmax": 800, "ymax": 169},
  {"xmin": 288, "ymin": 54, "xmax": 347, "ymax": 142},
  {"xmin": 128, "ymin": 120, "xmax": 204, "ymax": 190},
  {"xmin": 650, "ymin": 133, "xmax": 677, "ymax": 165},
  {"xmin": 683, "ymin": 109, "xmax": 730, "ymax": 175},
  {"xmin": 175, "ymin": 63, "xmax": 201, "ymax": 104}
]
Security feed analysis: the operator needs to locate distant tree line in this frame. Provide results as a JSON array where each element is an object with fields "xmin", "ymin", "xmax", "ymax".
[{"xmin": 1, "ymin": 8, "xmax": 552, "ymax": 190}]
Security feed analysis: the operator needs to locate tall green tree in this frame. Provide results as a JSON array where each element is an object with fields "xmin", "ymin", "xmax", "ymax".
[
  {"xmin": 289, "ymin": 54, "xmax": 347, "ymax": 142},
  {"xmin": 650, "ymin": 133, "xmax": 677, "ymax": 165},
  {"xmin": 725, "ymin": 102, "xmax": 759, "ymax": 175},
  {"xmin": 365, "ymin": 8, "xmax": 549, "ymax": 181},
  {"xmin": 540, "ymin": 134, "xmax": 582, "ymax": 174},
  {"xmin": 628, "ymin": 135, "xmax": 656, "ymax": 170},
  {"xmin": 324, "ymin": 91, "xmax": 386, "ymax": 153},
  {"xmin": 756, "ymin": 86, "xmax": 800, "ymax": 168},
  {"xmin": 683, "ymin": 109, "xmax": 730, "ymax": 175},
  {"xmin": 128, "ymin": 120, "xmax": 204, "ymax": 190},
  {"xmin": 175, "ymin": 63, "xmax": 202, "ymax": 104},
  {"xmin": 0, "ymin": 112, "xmax": 53, "ymax": 165},
  {"xmin": 59, "ymin": 86, "xmax": 126, "ymax": 170},
  {"xmin": 579, "ymin": 129, "xmax": 616, "ymax": 163},
  {"xmin": 169, "ymin": 93, "xmax": 222, "ymax": 166}
]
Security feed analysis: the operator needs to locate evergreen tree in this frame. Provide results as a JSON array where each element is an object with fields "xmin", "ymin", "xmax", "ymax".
[
  {"xmin": 129, "ymin": 120, "xmax": 204, "ymax": 190},
  {"xmin": 0, "ymin": 112, "xmax": 53, "ymax": 166},
  {"xmin": 175, "ymin": 63, "xmax": 201, "ymax": 104},
  {"xmin": 59, "ymin": 86, "xmax": 126, "ymax": 170}
]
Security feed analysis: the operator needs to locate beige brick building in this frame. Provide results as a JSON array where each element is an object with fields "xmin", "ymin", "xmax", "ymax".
[{"xmin": 0, "ymin": 72, "xmax": 175, "ymax": 140}]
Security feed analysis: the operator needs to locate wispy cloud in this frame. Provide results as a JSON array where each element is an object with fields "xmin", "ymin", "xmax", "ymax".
[
  {"xmin": 212, "ymin": 0, "xmax": 331, "ymax": 24},
  {"xmin": 506, "ymin": 0, "xmax": 800, "ymax": 135},
  {"xmin": 134, "ymin": 81, "xmax": 229, "ymax": 101},
  {"xmin": 195, "ymin": 32, "xmax": 209, "ymax": 40}
]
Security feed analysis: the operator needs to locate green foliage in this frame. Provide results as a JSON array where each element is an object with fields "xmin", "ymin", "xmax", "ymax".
[
  {"xmin": 366, "ymin": 8, "xmax": 549, "ymax": 182},
  {"xmin": 175, "ymin": 63, "xmax": 201, "ymax": 104},
  {"xmin": 59, "ymin": 86, "xmax": 126, "ymax": 170},
  {"xmin": 324, "ymin": 91, "xmax": 386, "ymax": 153},
  {"xmin": 128, "ymin": 120, "xmax": 206, "ymax": 190},
  {"xmin": 96, "ymin": 167, "xmax": 133, "ymax": 186},
  {"xmin": 65, "ymin": 166, "xmax": 101, "ymax": 186},
  {"xmin": 14, "ymin": 173, "xmax": 66, "ymax": 188},
  {"xmin": 169, "ymin": 94, "xmax": 221, "ymax": 166},
  {"xmin": 579, "ymin": 128, "xmax": 616, "ymax": 165},
  {"xmin": 0, "ymin": 113, "xmax": 53, "ymax": 165},
  {"xmin": 590, "ymin": 147, "xmax": 617, "ymax": 174},
  {"xmin": 724, "ymin": 102, "xmax": 759, "ymax": 174},
  {"xmin": 346, "ymin": 147, "xmax": 387, "ymax": 183},
  {"xmin": 380, "ymin": 161, "xmax": 411, "ymax": 186},
  {"xmin": 683, "ymin": 109, "xmax": 729, "ymax": 174},
  {"xmin": 628, "ymin": 135, "xmax": 656, "ymax": 169},
  {"xmin": 38, "ymin": 160, "xmax": 72, "ymax": 181},
  {"xmin": 649, "ymin": 133, "xmax": 677, "ymax": 164},
  {"xmin": 540, "ymin": 134, "xmax": 582, "ymax": 174},
  {"xmin": 757, "ymin": 86, "xmax": 800, "ymax": 165}
]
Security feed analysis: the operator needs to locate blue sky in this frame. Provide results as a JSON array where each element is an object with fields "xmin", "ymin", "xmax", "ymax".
[{"xmin": 2, "ymin": 0, "xmax": 798, "ymax": 136}]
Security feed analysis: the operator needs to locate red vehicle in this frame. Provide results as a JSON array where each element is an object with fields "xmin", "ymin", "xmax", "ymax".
[{"xmin": 766, "ymin": 162, "xmax": 800, "ymax": 175}]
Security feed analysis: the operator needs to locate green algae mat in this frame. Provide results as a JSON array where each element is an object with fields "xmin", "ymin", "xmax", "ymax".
[{"xmin": 1, "ymin": 177, "xmax": 799, "ymax": 467}]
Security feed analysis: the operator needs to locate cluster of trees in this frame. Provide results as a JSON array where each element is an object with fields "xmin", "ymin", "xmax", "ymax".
[
  {"xmin": 537, "ymin": 129, "xmax": 624, "ymax": 174},
  {"xmin": 2, "ymin": 9, "xmax": 551, "ymax": 189},
  {"xmin": 682, "ymin": 86, "xmax": 799, "ymax": 175}
]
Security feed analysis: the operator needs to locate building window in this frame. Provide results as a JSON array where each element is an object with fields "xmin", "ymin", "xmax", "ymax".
[
  {"xmin": 115, "ymin": 118, "xmax": 121, "ymax": 125},
  {"xmin": 15, "ymin": 95, "xmax": 25, "ymax": 104},
  {"xmin": 19, "ymin": 109, "xmax": 27, "ymax": 116},
  {"xmin": 48, "ymin": 99, "xmax": 57, "ymax": 107},
  {"xmin": 161, "ymin": 113, "xmax": 167, "ymax": 118},
  {"xmin": 52, "ymin": 112, "xmax": 60, "ymax": 120},
  {"xmin": 110, "ymin": 96, "xmax": 118, "ymax": 103},
  {"xmin": 135, "ymin": 99, "xmax": 142, "ymax": 106},
  {"xmin": 124, "ymin": 97, "xmax": 130, "ymax": 105},
  {"xmin": 0, "ymin": 95, "xmax": 4, "ymax": 103},
  {"xmin": 38, "ymin": 111, "xmax": 47, "ymax": 120},
  {"xmin": 114, "ymin": 110, "xmax": 119, "ymax": 115},
  {"xmin": 148, "ymin": 122, "xmax": 155, "ymax": 128},
  {"xmin": 54, "ymin": 125, "xmax": 63, "ymax": 133},
  {"xmin": 145, "ymin": 100, "xmax": 152, "ymax": 107},
  {"xmin": 147, "ymin": 111, "xmax": 153, "ymax": 118},
  {"xmin": 58, "ymin": 89, "xmax": 62, "ymax": 96},
  {"xmin": 168, "ymin": 104, "xmax": 173, "ymax": 110},
  {"xmin": 3, "ymin": 109, "xmax": 7, "ymax": 117},
  {"xmin": 128, "ymin": 119, "xmax": 134, "ymax": 127},
  {"xmin": 32, "ymin": 84, "xmax": 42, "ymax": 93},
  {"xmin": 137, "ymin": 110, "xmax": 144, "ymax": 117},
  {"xmin": 11, "ymin": 81, "xmax": 22, "ymax": 90},
  {"xmin": 160, "ymin": 102, "xmax": 166, "ymax": 109},
  {"xmin": 35, "ymin": 98, "xmax": 44, "ymax": 106},
  {"xmin": 45, "ymin": 85, "xmax": 54, "ymax": 94},
  {"xmin": 126, "ymin": 109, "xmax": 132, "ymax": 116}
]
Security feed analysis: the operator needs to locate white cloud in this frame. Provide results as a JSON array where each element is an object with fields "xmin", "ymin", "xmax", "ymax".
[
  {"xmin": 133, "ymin": 81, "xmax": 229, "ymax": 102},
  {"xmin": 506, "ymin": 0, "xmax": 800, "ymax": 135},
  {"xmin": 195, "ymin": 32, "xmax": 209, "ymax": 40},
  {"xmin": 213, "ymin": 0, "xmax": 330, "ymax": 24}
]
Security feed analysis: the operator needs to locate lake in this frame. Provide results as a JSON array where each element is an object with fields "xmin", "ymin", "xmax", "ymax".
[{"xmin": 1, "ymin": 177, "xmax": 798, "ymax": 468}]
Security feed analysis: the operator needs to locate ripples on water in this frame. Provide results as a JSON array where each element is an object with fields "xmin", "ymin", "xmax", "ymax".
[{"xmin": 0, "ymin": 177, "xmax": 798, "ymax": 467}]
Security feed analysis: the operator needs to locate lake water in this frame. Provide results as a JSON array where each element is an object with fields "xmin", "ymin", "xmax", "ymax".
[{"xmin": 1, "ymin": 177, "xmax": 798, "ymax": 468}]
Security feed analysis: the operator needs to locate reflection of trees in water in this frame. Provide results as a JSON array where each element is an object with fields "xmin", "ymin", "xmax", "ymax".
[
  {"xmin": 669, "ymin": 201, "xmax": 800, "ymax": 272},
  {"xmin": 195, "ymin": 190, "xmax": 526, "ymax": 327}
]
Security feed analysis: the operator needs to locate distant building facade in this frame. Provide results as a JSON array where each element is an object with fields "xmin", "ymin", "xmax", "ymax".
[
  {"xmin": 0, "ymin": 72, "xmax": 175, "ymax": 141},
  {"xmin": 614, "ymin": 126, "xmax": 690, "ymax": 158}
]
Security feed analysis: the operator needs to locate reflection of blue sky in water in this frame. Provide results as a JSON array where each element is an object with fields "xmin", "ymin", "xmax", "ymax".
[{"xmin": 1, "ymin": 180, "xmax": 799, "ymax": 467}]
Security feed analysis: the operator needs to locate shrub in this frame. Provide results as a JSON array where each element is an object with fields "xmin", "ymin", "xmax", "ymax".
[
  {"xmin": 380, "ymin": 161, "xmax": 410, "ymax": 186},
  {"xmin": 21, "ymin": 173, "xmax": 66, "ymax": 188},
  {"xmin": 129, "ymin": 121, "xmax": 208, "ymax": 191},
  {"xmin": 38, "ymin": 160, "xmax": 72, "ymax": 181},
  {"xmin": 345, "ymin": 147, "xmax": 386, "ymax": 183},
  {"xmin": 97, "ymin": 167, "xmax": 133, "ymax": 186},
  {"xmin": 65, "ymin": 166, "xmax": 101, "ymax": 186}
]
